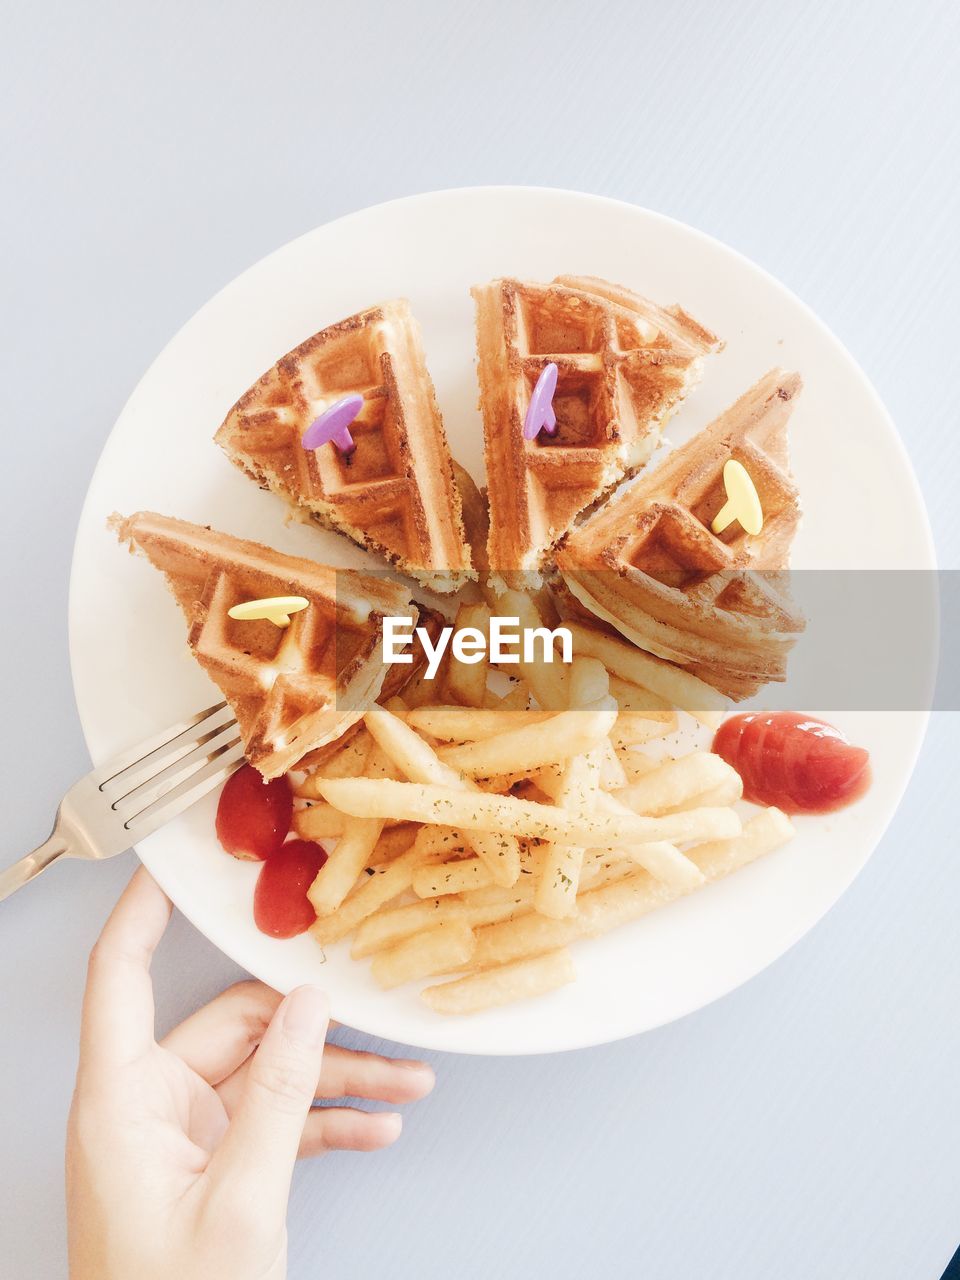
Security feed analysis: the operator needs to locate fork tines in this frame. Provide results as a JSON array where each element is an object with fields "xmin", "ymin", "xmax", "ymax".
[{"xmin": 93, "ymin": 701, "xmax": 243, "ymax": 836}]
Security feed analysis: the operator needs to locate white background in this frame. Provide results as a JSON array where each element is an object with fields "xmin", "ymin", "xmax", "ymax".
[{"xmin": 2, "ymin": 2, "xmax": 959, "ymax": 1277}]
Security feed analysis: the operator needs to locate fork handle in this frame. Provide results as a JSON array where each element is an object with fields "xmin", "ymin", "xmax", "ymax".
[{"xmin": 0, "ymin": 832, "xmax": 71, "ymax": 903}]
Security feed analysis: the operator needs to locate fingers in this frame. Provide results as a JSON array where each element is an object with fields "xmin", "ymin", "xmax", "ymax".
[
  {"xmin": 160, "ymin": 980, "xmax": 282, "ymax": 1084},
  {"xmin": 214, "ymin": 1043, "xmax": 435, "ymax": 1117},
  {"xmin": 206, "ymin": 986, "xmax": 329, "ymax": 1219},
  {"xmin": 79, "ymin": 867, "xmax": 172, "ymax": 1075},
  {"xmin": 316, "ymin": 1044, "xmax": 435, "ymax": 1105},
  {"xmin": 299, "ymin": 1107, "xmax": 403, "ymax": 1157}
]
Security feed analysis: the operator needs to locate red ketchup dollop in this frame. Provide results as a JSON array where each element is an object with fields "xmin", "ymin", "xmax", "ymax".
[
  {"xmin": 713, "ymin": 712, "xmax": 871, "ymax": 815},
  {"xmin": 216, "ymin": 767, "xmax": 327, "ymax": 939},
  {"xmin": 215, "ymin": 764, "xmax": 293, "ymax": 861},
  {"xmin": 254, "ymin": 840, "xmax": 328, "ymax": 938}
]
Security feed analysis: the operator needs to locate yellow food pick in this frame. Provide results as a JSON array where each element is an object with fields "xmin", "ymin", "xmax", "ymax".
[
  {"xmin": 227, "ymin": 596, "xmax": 309, "ymax": 629},
  {"xmin": 711, "ymin": 459, "xmax": 764, "ymax": 536}
]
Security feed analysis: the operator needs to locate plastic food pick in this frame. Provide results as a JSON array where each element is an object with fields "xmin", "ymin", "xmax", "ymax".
[
  {"xmin": 711, "ymin": 459, "xmax": 764, "ymax": 536},
  {"xmin": 301, "ymin": 394, "xmax": 363, "ymax": 454},
  {"xmin": 228, "ymin": 597, "xmax": 310, "ymax": 629},
  {"xmin": 524, "ymin": 363, "xmax": 559, "ymax": 440}
]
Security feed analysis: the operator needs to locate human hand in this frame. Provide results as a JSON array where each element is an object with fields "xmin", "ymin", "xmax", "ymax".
[{"xmin": 66, "ymin": 867, "xmax": 435, "ymax": 1280}]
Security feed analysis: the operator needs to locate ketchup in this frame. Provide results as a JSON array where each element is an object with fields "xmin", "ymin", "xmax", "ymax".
[
  {"xmin": 254, "ymin": 839, "xmax": 328, "ymax": 938},
  {"xmin": 713, "ymin": 712, "xmax": 871, "ymax": 815},
  {"xmin": 215, "ymin": 764, "xmax": 292, "ymax": 861}
]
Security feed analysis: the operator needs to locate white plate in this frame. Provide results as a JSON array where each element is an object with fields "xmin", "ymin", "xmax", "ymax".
[{"xmin": 69, "ymin": 188, "xmax": 935, "ymax": 1055}]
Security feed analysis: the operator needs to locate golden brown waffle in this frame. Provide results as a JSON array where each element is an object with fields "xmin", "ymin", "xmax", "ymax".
[
  {"xmin": 556, "ymin": 369, "xmax": 805, "ymax": 699},
  {"xmin": 113, "ymin": 512, "xmax": 416, "ymax": 776},
  {"xmin": 215, "ymin": 300, "xmax": 473, "ymax": 593},
  {"xmin": 472, "ymin": 275, "xmax": 721, "ymax": 589}
]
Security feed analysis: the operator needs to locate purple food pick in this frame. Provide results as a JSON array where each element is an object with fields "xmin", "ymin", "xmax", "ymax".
[
  {"xmin": 523, "ymin": 363, "xmax": 559, "ymax": 440},
  {"xmin": 302, "ymin": 394, "xmax": 363, "ymax": 454}
]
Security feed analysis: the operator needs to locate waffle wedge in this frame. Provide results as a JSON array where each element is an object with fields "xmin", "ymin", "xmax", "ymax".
[
  {"xmin": 556, "ymin": 369, "xmax": 805, "ymax": 699},
  {"xmin": 473, "ymin": 275, "xmax": 721, "ymax": 589},
  {"xmin": 113, "ymin": 512, "xmax": 416, "ymax": 776},
  {"xmin": 215, "ymin": 301, "xmax": 473, "ymax": 593}
]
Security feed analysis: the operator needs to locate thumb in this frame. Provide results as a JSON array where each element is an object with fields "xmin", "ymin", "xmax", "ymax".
[{"xmin": 208, "ymin": 985, "xmax": 329, "ymax": 1218}]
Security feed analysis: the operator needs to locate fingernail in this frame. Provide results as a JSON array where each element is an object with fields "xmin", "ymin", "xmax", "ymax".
[
  {"xmin": 281, "ymin": 986, "xmax": 329, "ymax": 1048},
  {"xmin": 381, "ymin": 1112, "xmax": 403, "ymax": 1138},
  {"xmin": 399, "ymin": 1059, "xmax": 431, "ymax": 1071}
]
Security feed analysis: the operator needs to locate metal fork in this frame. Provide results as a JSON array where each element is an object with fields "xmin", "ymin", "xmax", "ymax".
[{"xmin": 1, "ymin": 701, "xmax": 245, "ymax": 903}]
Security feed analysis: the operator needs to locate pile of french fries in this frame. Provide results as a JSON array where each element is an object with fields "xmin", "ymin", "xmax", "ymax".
[{"xmin": 294, "ymin": 593, "xmax": 795, "ymax": 1016}]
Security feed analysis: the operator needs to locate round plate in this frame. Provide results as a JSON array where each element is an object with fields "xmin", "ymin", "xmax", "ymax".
[{"xmin": 69, "ymin": 188, "xmax": 935, "ymax": 1055}]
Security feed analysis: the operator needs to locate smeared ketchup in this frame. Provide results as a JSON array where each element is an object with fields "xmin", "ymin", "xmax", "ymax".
[{"xmin": 713, "ymin": 712, "xmax": 871, "ymax": 815}]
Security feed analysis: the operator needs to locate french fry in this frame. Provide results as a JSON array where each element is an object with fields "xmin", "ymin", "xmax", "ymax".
[
  {"xmin": 527, "ymin": 764, "xmax": 568, "ymax": 802},
  {"xmin": 353, "ymin": 900, "xmax": 460, "ymax": 957},
  {"xmin": 671, "ymin": 777, "xmax": 743, "ymax": 812},
  {"xmin": 366, "ymin": 823, "xmax": 420, "ymax": 865},
  {"xmin": 412, "ymin": 841, "xmax": 546, "ymax": 899},
  {"xmin": 407, "ymin": 706, "xmax": 555, "ymax": 742},
  {"xmin": 444, "ymin": 602, "xmax": 492, "ymax": 708},
  {"xmin": 306, "ymin": 746, "xmax": 393, "ymax": 917},
  {"xmin": 413, "ymin": 859, "xmax": 495, "ymax": 898},
  {"xmin": 577, "ymin": 851, "xmax": 639, "ymax": 893},
  {"xmin": 607, "ymin": 675, "xmax": 676, "ymax": 720},
  {"xmin": 436, "ymin": 705, "xmax": 617, "ymax": 777},
  {"xmin": 428, "ymin": 647, "xmax": 454, "ymax": 703},
  {"xmin": 471, "ymin": 877, "xmax": 654, "ymax": 970},
  {"xmin": 614, "ymin": 753, "xmax": 741, "ymax": 817},
  {"xmin": 615, "ymin": 746, "xmax": 658, "ymax": 781},
  {"xmin": 470, "ymin": 808, "xmax": 795, "ymax": 969},
  {"xmin": 522, "ymin": 774, "xmax": 560, "ymax": 798},
  {"xmin": 295, "ymin": 729, "xmax": 374, "ymax": 796},
  {"xmin": 567, "ymin": 622, "xmax": 727, "ymax": 728},
  {"xmin": 351, "ymin": 882, "xmax": 537, "ymax": 958},
  {"xmin": 401, "ymin": 667, "xmax": 437, "ymax": 709},
  {"xmin": 611, "ymin": 712, "xmax": 681, "ymax": 748},
  {"xmin": 597, "ymin": 739, "xmax": 628, "ymax": 791},
  {"xmin": 495, "ymin": 589, "xmax": 569, "ymax": 709},
  {"xmin": 473, "ymin": 769, "xmax": 550, "ymax": 795},
  {"xmin": 310, "ymin": 842, "xmax": 443, "ymax": 946},
  {"xmin": 381, "ymin": 694, "xmax": 409, "ymax": 718},
  {"xmin": 498, "ymin": 682, "xmax": 531, "ymax": 711},
  {"xmin": 531, "ymin": 649, "xmax": 608, "ymax": 921},
  {"xmin": 615, "ymin": 839, "xmax": 687, "ymax": 878},
  {"xmin": 592, "ymin": 792, "xmax": 704, "ymax": 889},
  {"xmin": 371, "ymin": 922, "xmax": 476, "ymax": 989},
  {"xmin": 318, "ymin": 776, "xmax": 741, "ymax": 849},
  {"xmin": 569, "ymin": 656, "xmax": 609, "ymax": 707},
  {"xmin": 294, "ymin": 806, "xmax": 409, "ymax": 842},
  {"xmin": 293, "ymin": 802, "xmax": 345, "ymax": 839},
  {"xmin": 534, "ymin": 752, "xmax": 601, "ymax": 919},
  {"xmin": 421, "ymin": 949, "xmax": 575, "ymax": 1015},
  {"xmin": 460, "ymin": 880, "xmax": 541, "ymax": 909},
  {"xmin": 412, "ymin": 824, "xmax": 470, "ymax": 858},
  {"xmin": 307, "ymin": 818, "xmax": 380, "ymax": 918},
  {"xmin": 684, "ymin": 806, "xmax": 794, "ymax": 875},
  {"xmin": 363, "ymin": 703, "xmax": 522, "ymax": 885}
]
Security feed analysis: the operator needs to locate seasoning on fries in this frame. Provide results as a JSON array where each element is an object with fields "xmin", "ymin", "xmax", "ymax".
[{"xmin": 279, "ymin": 596, "xmax": 800, "ymax": 1015}]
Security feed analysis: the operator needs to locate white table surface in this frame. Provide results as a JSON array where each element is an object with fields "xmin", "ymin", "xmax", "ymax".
[{"xmin": 3, "ymin": 2, "xmax": 959, "ymax": 1277}]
